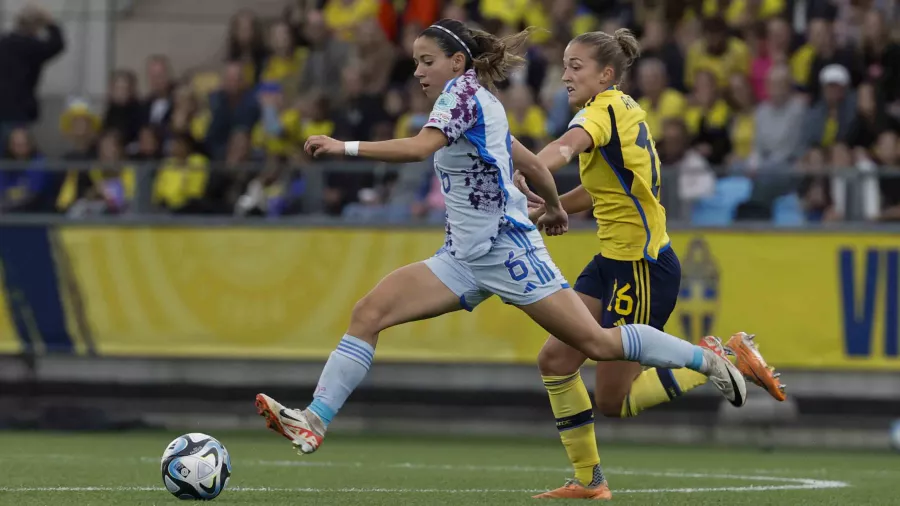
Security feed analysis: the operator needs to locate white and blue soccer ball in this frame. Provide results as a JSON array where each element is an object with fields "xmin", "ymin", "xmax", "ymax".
[
  {"xmin": 891, "ymin": 420, "xmax": 900, "ymax": 452},
  {"xmin": 161, "ymin": 433, "xmax": 232, "ymax": 500}
]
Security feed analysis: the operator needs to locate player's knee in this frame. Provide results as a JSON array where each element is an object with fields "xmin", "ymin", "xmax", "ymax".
[
  {"xmin": 349, "ymin": 295, "xmax": 388, "ymax": 336},
  {"xmin": 537, "ymin": 339, "xmax": 580, "ymax": 376},
  {"xmin": 582, "ymin": 329, "xmax": 621, "ymax": 362},
  {"xmin": 594, "ymin": 392, "xmax": 627, "ymax": 418}
]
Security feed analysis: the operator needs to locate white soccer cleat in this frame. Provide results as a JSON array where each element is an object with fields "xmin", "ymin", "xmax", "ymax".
[
  {"xmin": 697, "ymin": 336, "xmax": 747, "ymax": 407},
  {"xmin": 255, "ymin": 393, "xmax": 325, "ymax": 455}
]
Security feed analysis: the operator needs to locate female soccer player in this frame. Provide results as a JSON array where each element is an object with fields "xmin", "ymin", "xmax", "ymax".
[
  {"xmin": 516, "ymin": 29, "xmax": 786, "ymax": 499},
  {"xmin": 254, "ymin": 19, "xmax": 746, "ymax": 459}
]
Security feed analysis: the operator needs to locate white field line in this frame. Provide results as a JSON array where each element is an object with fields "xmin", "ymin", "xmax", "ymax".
[{"xmin": 0, "ymin": 460, "xmax": 849, "ymax": 494}]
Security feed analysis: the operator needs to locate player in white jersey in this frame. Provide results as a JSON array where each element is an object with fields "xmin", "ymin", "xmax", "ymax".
[{"xmin": 254, "ymin": 18, "xmax": 746, "ymax": 457}]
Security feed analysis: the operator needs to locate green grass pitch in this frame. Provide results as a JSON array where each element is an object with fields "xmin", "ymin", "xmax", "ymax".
[{"xmin": 0, "ymin": 430, "xmax": 896, "ymax": 505}]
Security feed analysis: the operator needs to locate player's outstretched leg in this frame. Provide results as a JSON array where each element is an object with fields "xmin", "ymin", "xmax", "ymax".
[
  {"xmin": 534, "ymin": 292, "xmax": 606, "ymax": 498},
  {"xmin": 518, "ymin": 288, "xmax": 747, "ymax": 407},
  {"xmin": 256, "ymin": 262, "xmax": 463, "ymax": 455}
]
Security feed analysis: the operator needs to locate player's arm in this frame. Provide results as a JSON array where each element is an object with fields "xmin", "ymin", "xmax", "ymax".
[
  {"xmin": 510, "ymin": 137, "xmax": 561, "ymax": 209},
  {"xmin": 560, "ymin": 185, "xmax": 593, "ymax": 214},
  {"xmin": 535, "ymin": 127, "xmax": 595, "ymax": 173},
  {"xmin": 304, "ymin": 128, "xmax": 446, "ymax": 164},
  {"xmin": 528, "ymin": 185, "xmax": 593, "ymax": 222}
]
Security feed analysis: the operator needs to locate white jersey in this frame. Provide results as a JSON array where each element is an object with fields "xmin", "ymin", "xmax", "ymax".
[{"xmin": 424, "ymin": 69, "xmax": 534, "ymax": 262}]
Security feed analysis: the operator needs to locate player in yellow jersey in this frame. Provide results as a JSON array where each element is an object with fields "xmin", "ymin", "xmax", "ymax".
[{"xmin": 515, "ymin": 29, "xmax": 787, "ymax": 500}]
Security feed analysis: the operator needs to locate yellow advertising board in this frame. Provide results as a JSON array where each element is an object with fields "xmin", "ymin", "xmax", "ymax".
[{"xmin": 55, "ymin": 228, "xmax": 899, "ymax": 370}]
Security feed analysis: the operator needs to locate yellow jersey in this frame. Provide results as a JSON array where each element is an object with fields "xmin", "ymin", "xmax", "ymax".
[{"xmin": 568, "ymin": 86, "xmax": 670, "ymax": 262}]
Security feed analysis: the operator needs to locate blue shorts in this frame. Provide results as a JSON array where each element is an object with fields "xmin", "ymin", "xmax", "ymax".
[
  {"xmin": 573, "ymin": 247, "xmax": 681, "ymax": 331},
  {"xmin": 424, "ymin": 228, "xmax": 569, "ymax": 310}
]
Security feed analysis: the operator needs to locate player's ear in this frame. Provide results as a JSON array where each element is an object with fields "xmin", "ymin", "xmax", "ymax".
[{"xmin": 452, "ymin": 52, "xmax": 466, "ymax": 74}]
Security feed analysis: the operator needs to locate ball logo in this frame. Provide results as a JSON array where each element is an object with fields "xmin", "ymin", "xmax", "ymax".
[{"xmin": 175, "ymin": 461, "xmax": 191, "ymax": 478}]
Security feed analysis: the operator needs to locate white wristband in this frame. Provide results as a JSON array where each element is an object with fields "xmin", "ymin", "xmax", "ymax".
[{"xmin": 344, "ymin": 141, "xmax": 360, "ymax": 157}]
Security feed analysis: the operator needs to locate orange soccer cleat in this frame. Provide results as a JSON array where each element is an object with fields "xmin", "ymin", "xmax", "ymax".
[
  {"xmin": 726, "ymin": 332, "xmax": 787, "ymax": 402},
  {"xmin": 532, "ymin": 479, "xmax": 613, "ymax": 500}
]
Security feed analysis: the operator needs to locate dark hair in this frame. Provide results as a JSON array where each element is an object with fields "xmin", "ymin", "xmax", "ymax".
[
  {"xmin": 421, "ymin": 18, "xmax": 534, "ymax": 91},
  {"xmin": 570, "ymin": 28, "xmax": 641, "ymax": 85}
]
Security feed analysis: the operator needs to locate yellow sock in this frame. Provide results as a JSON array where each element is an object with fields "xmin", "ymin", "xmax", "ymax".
[
  {"xmin": 543, "ymin": 372, "xmax": 603, "ymax": 486},
  {"xmin": 620, "ymin": 368, "xmax": 708, "ymax": 418}
]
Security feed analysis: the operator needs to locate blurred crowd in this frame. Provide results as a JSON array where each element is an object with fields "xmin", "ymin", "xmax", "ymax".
[{"xmin": 0, "ymin": 0, "xmax": 898, "ymax": 222}]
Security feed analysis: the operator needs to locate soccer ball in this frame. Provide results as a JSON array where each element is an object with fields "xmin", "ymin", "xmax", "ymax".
[
  {"xmin": 891, "ymin": 420, "xmax": 900, "ymax": 452},
  {"xmin": 161, "ymin": 433, "xmax": 232, "ymax": 500}
]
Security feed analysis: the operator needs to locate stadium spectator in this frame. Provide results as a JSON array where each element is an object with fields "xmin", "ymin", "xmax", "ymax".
[
  {"xmin": 103, "ymin": 70, "xmax": 143, "ymax": 146},
  {"xmin": 803, "ymin": 64, "xmax": 857, "ymax": 150},
  {"xmin": 152, "ymin": 133, "xmax": 210, "ymax": 214},
  {"xmin": 354, "ymin": 19, "xmax": 398, "ymax": 96},
  {"xmin": 129, "ymin": 126, "xmax": 163, "ymax": 161},
  {"xmin": 59, "ymin": 99, "xmax": 100, "ymax": 161},
  {"xmin": 874, "ymin": 132, "xmax": 900, "ymax": 220},
  {"xmin": 235, "ymin": 156, "xmax": 305, "ymax": 217},
  {"xmin": 805, "ymin": 17, "xmax": 863, "ymax": 102},
  {"xmin": 749, "ymin": 17, "xmax": 791, "ymax": 102},
  {"xmin": 0, "ymin": 128, "xmax": 58, "ymax": 213},
  {"xmin": 140, "ymin": 55, "xmax": 176, "ymax": 129},
  {"xmin": 684, "ymin": 16, "xmax": 750, "ymax": 89},
  {"xmin": 332, "ymin": 66, "xmax": 386, "ymax": 142},
  {"xmin": 323, "ymin": 0, "xmax": 380, "ymax": 43},
  {"xmin": 169, "ymin": 84, "xmax": 211, "ymax": 149},
  {"xmin": 208, "ymin": 129, "xmax": 255, "ymax": 214},
  {"xmin": 657, "ymin": 117, "xmax": 715, "ymax": 218},
  {"xmin": 0, "ymin": 3, "xmax": 64, "ymax": 153},
  {"xmin": 57, "ymin": 130, "xmax": 135, "ymax": 217},
  {"xmin": 749, "ymin": 64, "xmax": 806, "ymax": 171},
  {"xmin": 860, "ymin": 9, "xmax": 900, "ymax": 108},
  {"xmin": 638, "ymin": 17, "xmax": 686, "ymax": 92},
  {"xmin": 205, "ymin": 62, "xmax": 261, "ymax": 160},
  {"xmin": 227, "ymin": 9, "xmax": 268, "ymax": 85},
  {"xmin": 252, "ymin": 82, "xmax": 301, "ymax": 161},
  {"xmin": 261, "ymin": 20, "xmax": 306, "ymax": 105},
  {"xmin": 298, "ymin": 10, "xmax": 352, "ymax": 100},
  {"xmin": 505, "ymin": 83, "xmax": 548, "ymax": 151},
  {"xmin": 847, "ymin": 82, "xmax": 900, "ymax": 152},
  {"xmin": 297, "ymin": 92, "xmax": 336, "ymax": 147},
  {"xmin": 636, "ymin": 58, "xmax": 687, "ymax": 142},
  {"xmin": 686, "ymin": 70, "xmax": 732, "ymax": 165},
  {"xmin": 726, "ymin": 74, "xmax": 756, "ymax": 166}
]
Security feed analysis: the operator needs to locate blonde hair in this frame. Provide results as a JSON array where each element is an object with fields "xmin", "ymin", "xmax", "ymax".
[
  {"xmin": 422, "ymin": 19, "xmax": 535, "ymax": 91},
  {"xmin": 570, "ymin": 28, "xmax": 641, "ymax": 84}
]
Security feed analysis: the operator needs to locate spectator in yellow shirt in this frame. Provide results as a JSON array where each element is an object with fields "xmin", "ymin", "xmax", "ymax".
[
  {"xmin": 726, "ymin": 74, "xmax": 756, "ymax": 164},
  {"xmin": 685, "ymin": 17, "xmax": 750, "ymax": 89},
  {"xmin": 323, "ymin": 0, "xmax": 379, "ymax": 43},
  {"xmin": 57, "ymin": 130, "xmax": 136, "ymax": 216},
  {"xmin": 252, "ymin": 82, "xmax": 301, "ymax": 160},
  {"xmin": 505, "ymin": 83, "xmax": 548, "ymax": 151},
  {"xmin": 227, "ymin": 9, "xmax": 268, "ymax": 85},
  {"xmin": 685, "ymin": 70, "xmax": 732, "ymax": 165},
  {"xmin": 261, "ymin": 21, "xmax": 307, "ymax": 105},
  {"xmin": 153, "ymin": 134, "xmax": 210, "ymax": 213},
  {"xmin": 636, "ymin": 58, "xmax": 687, "ymax": 141}
]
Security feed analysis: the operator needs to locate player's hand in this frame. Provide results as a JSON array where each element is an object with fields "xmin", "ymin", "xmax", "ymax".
[
  {"xmin": 528, "ymin": 204, "xmax": 545, "ymax": 223},
  {"xmin": 536, "ymin": 204, "xmax": 568, "ymax": 236},
  {"xmin": 304, "ymin": 135, "xmax": 344, "ymax": 158},
  {"xmin": 512, "ymin": 170, "xmax": 544, "ymax": 206}
]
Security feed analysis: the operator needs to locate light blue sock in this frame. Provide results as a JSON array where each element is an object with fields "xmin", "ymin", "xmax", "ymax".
[
  {"xmin": 307, "ymin": 334, "xmax": 375, "ymax": 427},
  {"xmin": 620, "ymin": 324, "xmax": 707, "ymax": 373}
]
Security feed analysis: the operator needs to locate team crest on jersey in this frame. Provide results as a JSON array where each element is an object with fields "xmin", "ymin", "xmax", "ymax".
[{"xmin": 434, "ymin": 93, "xmax": 458, "ymax": 112}]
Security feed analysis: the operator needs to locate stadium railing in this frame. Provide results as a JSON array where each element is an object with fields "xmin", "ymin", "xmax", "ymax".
[{"xmin": 1, "ymin": 159, "xmax": 899, "ymax": 225}]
